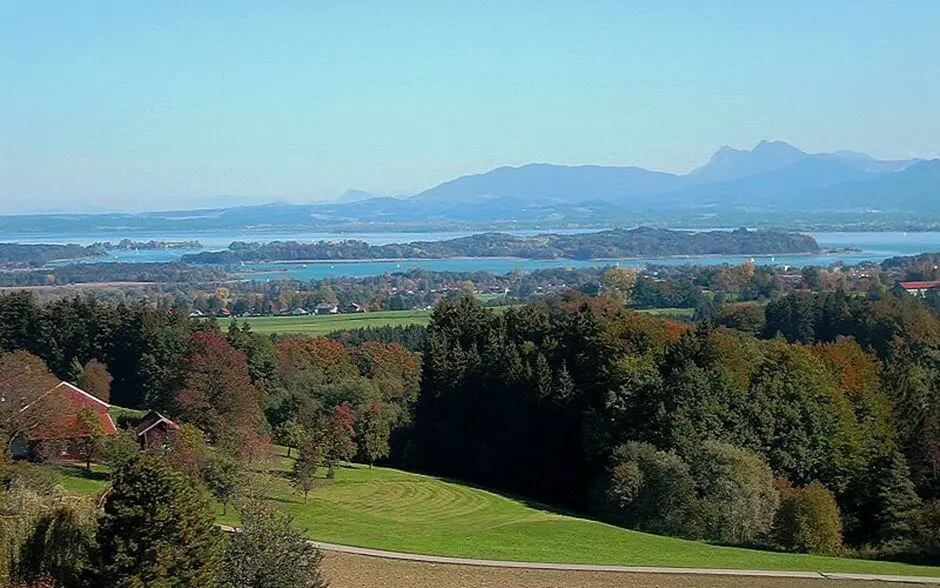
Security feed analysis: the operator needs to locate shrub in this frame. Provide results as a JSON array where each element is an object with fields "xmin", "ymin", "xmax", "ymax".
[
  {"xmin": 217, "ymin": 501, "xmax": 327, "ymax": 588},
  {"xmin": 101, "ymin": 427, "xmax": 141, "ymax": 473},
  {"xmin": 592, "ymin": 442, "xmax": 699, "ymax": 537},
  {"xmin": 774, "ymin": 480, "xmax": 843, "ymax": 555},
  {"xmin": 13, "ymin": 505, "xmax": 96, "ymax": 587},
  {"xmin": 691, "ymin": 441, "xmax": 779, "ymax": 545}
]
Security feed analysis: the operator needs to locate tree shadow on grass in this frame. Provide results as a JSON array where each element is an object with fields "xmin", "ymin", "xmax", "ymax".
[{"xmin": 58, "ymin": 464, "xmax": 110, "ymax": 482}]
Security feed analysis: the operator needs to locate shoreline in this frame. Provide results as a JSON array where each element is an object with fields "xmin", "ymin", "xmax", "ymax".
[{"xmin": 244, "ymin": 250, "xmax": 837, "ymax": 266}]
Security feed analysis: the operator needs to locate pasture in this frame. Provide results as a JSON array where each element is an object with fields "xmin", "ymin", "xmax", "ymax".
[
  {"xmin": 216, "ymin": 449, "xmax": 940, "ymax": 578},
  {"xmin": 56, "ymin": 452, "xmax": 940, "ymax": 577},
  {"xmin": 221, "ymin": 309, "xmax": 432, "ymax": 336}
]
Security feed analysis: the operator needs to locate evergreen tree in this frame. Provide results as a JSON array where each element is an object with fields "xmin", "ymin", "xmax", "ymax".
[
  {"xmin": 874, "ymin": 451, "xmax": 922, "ymax": 543},
  {"xmin": 97, "ymin": 454, "xmax": 223, "ymax": 587}
]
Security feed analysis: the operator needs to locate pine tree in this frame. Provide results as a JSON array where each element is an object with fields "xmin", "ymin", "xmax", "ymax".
[
  {"xmin": 874, "ymin": 451, "xmax": 922, "ymax": 543},
  {"xmin": 97, "ymin": 454, "xmax": 223, "ymax": 587}
]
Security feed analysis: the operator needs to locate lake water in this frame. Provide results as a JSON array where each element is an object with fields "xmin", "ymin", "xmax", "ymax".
[{"xmin": 4, "ymin": 229, "xmax": 940, "ymax": 280}]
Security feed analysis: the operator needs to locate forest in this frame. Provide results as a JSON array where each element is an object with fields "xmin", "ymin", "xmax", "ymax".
[
  {"xmin": 182, "ymin": 227, "xmax": 820, "ymax": 264},
  {"xmin": 412, "ymin": 289, "xmax": 940, "ymax": 558},
  {"xmin": 0, "ymin": 243, "xmax": 106, "ymax": 268},
  {"xmin": 1, "ymin": 264, "xmax": 939, "ymax": 576}
]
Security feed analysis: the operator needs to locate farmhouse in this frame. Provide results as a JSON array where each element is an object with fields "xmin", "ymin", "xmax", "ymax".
[
  {"xmin": 899, "ymin": 280, "xmax": 940, "ymax": 297},
  {"xmin": 315, "ymin": 302, "xmax": 338, "ymax": 315},
  {"xmin": 10, "ymin": 381, "xmax": 117, "ymax": 460},
  {"xmin": 132, "ymin": 410, "xmax": 180, "ymax": 450}
]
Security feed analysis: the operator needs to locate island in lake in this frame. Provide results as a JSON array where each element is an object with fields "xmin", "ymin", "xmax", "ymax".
[
  {"xmin": 182, "ymin": 227, "xmax": 820, "ymax": 264},
  {"xmin": 94, "ymin": 239, "xmax": 203, "ymax": 250},
  {"xmin": 0, "ymin": 243, "xmax": 106, "ymax": 268}
]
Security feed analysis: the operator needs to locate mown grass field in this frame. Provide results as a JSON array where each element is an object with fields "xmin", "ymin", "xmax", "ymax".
[
  {"xmin": 220, "ymin": 305, "xmax": 693, "ymax": 337},
  {"xmin": 57, "ymin": 452, "xmax": 940, "ymax": 577},
  {"xmin": 635, "ymin": 307, "xmax": 695, "ymax": 320},
  {"xmin": 221, "ymin": 309, "xmax": 432, "ymax": 336}
]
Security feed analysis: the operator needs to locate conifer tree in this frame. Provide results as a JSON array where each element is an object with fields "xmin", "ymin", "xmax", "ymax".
[
  {"xmin": 97, "ymin": 454, "xmax": 223, "ymax": 587},
  {"xmin": 874, "ymin": 451, "xmax": 922, "ymax": 543}
]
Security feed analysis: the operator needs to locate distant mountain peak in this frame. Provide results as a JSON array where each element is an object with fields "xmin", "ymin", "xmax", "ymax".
[
  {"xmin": 691, "ymin": 139, "xmax": 808, "ymax": 183},
  {"xmin": 337, "ymin": 189, "xmax": 385, "ymax": 203},
  {"xmin": 753, "ymin": 139, "xmax": 806, "ymax": 156}
]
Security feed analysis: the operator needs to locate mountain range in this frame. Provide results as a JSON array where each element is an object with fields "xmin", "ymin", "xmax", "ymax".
[
  {"xmin": 1, "ymin": 141, "xmax": 937, "ymax": 234},
  {"xmin": 316, "ymin": 140, "xmax": 936, "ymax": 227}
]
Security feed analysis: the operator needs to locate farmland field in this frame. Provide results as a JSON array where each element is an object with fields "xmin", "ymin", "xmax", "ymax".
[{"xmin": 221, "ymin": 309, "xmax": 432, "ymax": 336}]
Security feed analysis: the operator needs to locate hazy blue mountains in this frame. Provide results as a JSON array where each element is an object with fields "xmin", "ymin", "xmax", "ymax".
[{"xmin": 1, "ymin": 141, "xmax": 935, "ymax": 233}]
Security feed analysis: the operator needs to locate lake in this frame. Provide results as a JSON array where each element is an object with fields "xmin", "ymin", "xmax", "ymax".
[{"xmin": 4, "ymin": 229, "xmax": 940, "ymax": 279}]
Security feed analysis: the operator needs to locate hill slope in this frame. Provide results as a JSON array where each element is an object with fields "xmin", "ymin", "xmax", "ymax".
[{"xmin": 211, "ymin": 456, "xmax": 940, "ymax": 577}]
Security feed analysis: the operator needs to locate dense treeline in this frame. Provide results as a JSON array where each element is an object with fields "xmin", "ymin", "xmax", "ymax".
[
  {"xmin": 0, "ymin": 292, "xmax": 422, "ymax": 469},
  {"xmin": 0, "ymin": 243, "xmax": 105, "ymax": 267},
  {"xmin": 412, "ymin": 291, "xmax": 940, "ymax": 557},
  {"xmin": 0, "ymin": 262, "xmax": 227, "ymax": 287},
  {"xmin": 4, "ymin": 273, "xmax": 940, "ymax": 563},
  {"xmin": 183, "ymin": 227, "xmax": 819, "ymax": 264},
  {"xmin": 326, "ymin": 324, "xmax": 428, "ymax": 353}
]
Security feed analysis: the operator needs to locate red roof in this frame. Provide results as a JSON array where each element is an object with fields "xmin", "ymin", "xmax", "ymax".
[
  {"xmin": 22, "ymin": 381, "xmax": 118, "ymax": 440},
  {"xmin": 899, "ymin": 281, "xmax": 940, "ymax": 289}
]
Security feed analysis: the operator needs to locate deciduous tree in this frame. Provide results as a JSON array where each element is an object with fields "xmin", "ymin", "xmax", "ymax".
[
  {"xmin": 75, "ymin": 407, "xmax": 106, "ymax": 473},
  {"xmin": 324, "ymin": 402, "xmax": 357, "ymax": 478},
  {"xmin": 0, "ymin": 351, "xmax": 60, "ymax": 455},
  {"xmin": 178, "ymin": 332, "xmax": 265, "ymax": 448},
  {"xmin": 77, "ymin": 359, "xmax": 112, "ymax": 403},
  {"xmin": 358, "ymin": 401, "xmax": 390, "ymax": 467},
  {"xmin": 292, "ymin": 437, "xmax": 323, "ymax": 502},
  {"xmin": 217, "ymin": 501, "xmax": 327, "ymax": 588},
  {"xmin": 203, "ymin": 451, "xmax": 241, "ymax": 515}
]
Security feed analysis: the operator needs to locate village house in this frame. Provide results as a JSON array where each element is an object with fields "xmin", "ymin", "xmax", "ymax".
[
  {"xmin": 132, "ymin": 410, "xmax": 180, "ymax": 450},
  {"xmin": 341, "ymin": 302, "xmax": 366, "ymax": 313},
  {"xmin": 10, "ymin": 381, "xmax": 118, "ymax": 460},
  {"xmin": 899, "ymin": 280, "xmax": 940, "ymax": 297},
  {"xmin": 315, "ymin": 302, "xmax": 339, "ymax": 315}
]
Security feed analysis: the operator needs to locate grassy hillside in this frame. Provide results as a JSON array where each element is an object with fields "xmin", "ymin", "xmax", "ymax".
[
  {"xmin": 216, "ymin": 450, "xmax": 939, "ymax": 577},
  {"xmin": 221, "ymin": 309, "xmax": 432, "ymax": 336},
  {"xmin": 56, "ymin": 452, "xmax": 940, "ymax": 577}
]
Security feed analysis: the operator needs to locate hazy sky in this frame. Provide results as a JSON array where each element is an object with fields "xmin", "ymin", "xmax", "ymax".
[{"xmin": 2, "ymin": 1, "xmax": 939, "ymax": 213}]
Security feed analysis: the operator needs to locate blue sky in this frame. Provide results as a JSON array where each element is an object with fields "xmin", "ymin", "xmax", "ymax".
[{"xmin": 1, "ymin": 1, "xmax": 938, "ymax": 212}]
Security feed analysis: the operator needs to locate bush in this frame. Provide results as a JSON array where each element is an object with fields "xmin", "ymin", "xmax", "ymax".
[
  {"xmin": 101, "ymin": 428, "xmax": 141, "ymax": 473},
  {"xmin": 774, "ymin": 480, "xmax": 843, "ymax": 555},
  {"xmin": 13, "ymin": 505, "xmax": 96, "ymax": 588},
  {"xmin": 218, "ymin": 501, "xmax": 327, "ymax": 588},
  {"xmin": 592, "ymin": 442, "xmax": 699, "ymax": 538},
  {"xmin": 691, "ymin": 441, "xmax": 779, "ymax": 545}
]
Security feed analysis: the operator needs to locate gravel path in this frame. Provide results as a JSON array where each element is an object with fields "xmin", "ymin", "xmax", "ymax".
[
  {"xmin": 219, "ymin": 525, "xmax": 940, "ymax": 584},
  {"xmin": 308, "ymin": 539, "xmax": 940, "ymax": 585}
]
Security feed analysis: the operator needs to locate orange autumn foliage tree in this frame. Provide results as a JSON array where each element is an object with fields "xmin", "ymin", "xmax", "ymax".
[
  {"xmin": 177, "ymin": 332, "xmax": 266, "ymax": 453},
  {"xmin": 0, "ymin": 351, "xmax": 61, "ymax": 454}
]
